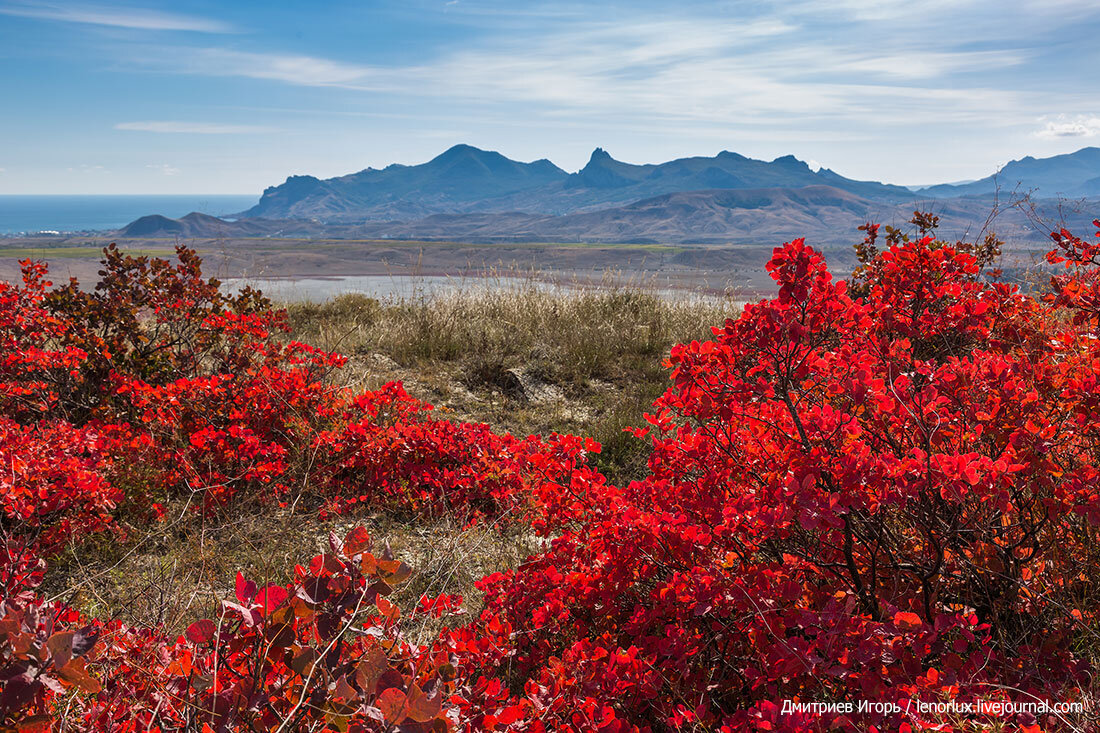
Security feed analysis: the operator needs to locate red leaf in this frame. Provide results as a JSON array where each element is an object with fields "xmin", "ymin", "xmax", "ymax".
[
  {"xmin": 406, "ymin": 684, "xmax": 442, "ymax": 723},
  {"xmin": 235, "ymin": 571, "xmax": 257, "ymax": 604},
  {"xmin": 893, "ymin": 611, "xmax": 923, "ymax": 631},
  {"xmin": 56, "ymin": 657, "xmax": 101, "ymax": 693},
  {"xmin": 46, "ymin": 631, "xmax": 74, "ymax": 669},
  {"xmin": 186, "ymin": 619, "xmax": 216, "ymax": 644},
  {"xmin": 377, "ymin": 687, "xmax": 407, "ymax": 723},
  {"xmin": 256, "ymin": 584, "xmax": 289, "ymax": 614},
  {"xmin": 343, "ymin": 526, "xmax": 371, "ymax": 556}
]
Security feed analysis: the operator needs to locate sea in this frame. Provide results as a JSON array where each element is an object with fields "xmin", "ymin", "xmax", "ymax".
[{"xmin": 0, "ymin": 195, "xmax": 258, "ymax": 234}]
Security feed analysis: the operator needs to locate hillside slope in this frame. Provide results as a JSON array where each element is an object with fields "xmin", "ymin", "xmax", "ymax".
[{"xmin": 921, "ymin": 147, "xmax": 1100, "ymax": 198}]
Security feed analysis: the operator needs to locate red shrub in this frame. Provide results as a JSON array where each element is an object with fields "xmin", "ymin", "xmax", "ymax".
[
  {"xmin": 2, "ymin": 527, "xmax": 511, "ymax": 732},
  {"xmin": 475, "ymin": 222, "xmax": 1100, "ymax": 731},
  {"xmin": 0, "ymin": 419, "xmax": 122, "ymax": 579},
  {"xmin": 0, "ymin": 261, "xmax": 87, "ymax": 420},
  {"xmin": 317, "ymin": 386, "xmax": 600, "ymax": 521},
  {"xmin": 6, "ymin": 222, "xmax": 1100, "ymax": 731}
]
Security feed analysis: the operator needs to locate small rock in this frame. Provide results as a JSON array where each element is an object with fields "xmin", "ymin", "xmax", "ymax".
[
  {"xmin": 368, "ymin": 353, "xmax": 400, "ymax": 370},
  {"xmin": 507, "ymin": 368, "xmax": 565, "ymax": 404}
]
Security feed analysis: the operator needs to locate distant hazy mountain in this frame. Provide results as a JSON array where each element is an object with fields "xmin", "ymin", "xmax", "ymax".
[
  {"xmin": 243, "ymin": 144, "xmax": 568, "ymax": 220},
  {"xmin": 531, "ymin": 185, "xmax": 881, "ymax": 242},
  {"xmin": 120, "ymin": 212, "xmax": 278, "ymax": 238},
  {"xmin": 123, "ymin": 186, "xmax": 881, "ymax": 243},
  {"xmin": 241, "ymin": 144, "xmax": 913, "ymax": 222},
  {"xmin": 565, "ymin": 148, "xmax": 909, "ymax": 202},
  {"xmin": 920, "ymin": 147, "xmax": 1100, "ymax": 198}
]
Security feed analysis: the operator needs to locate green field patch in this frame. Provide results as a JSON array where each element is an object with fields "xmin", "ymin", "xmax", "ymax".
[{"xmin": 0, "ymin": 245, "xmax": 174, "ymax": 259}]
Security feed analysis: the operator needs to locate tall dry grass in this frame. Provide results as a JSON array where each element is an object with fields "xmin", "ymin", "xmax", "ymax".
[
  {"xmin": 287, "ymin": 274, "xmax": 737, "ymax": 386},
  {"xmin": 284, "ymin": 274, "xmax": 740, "ymax": 482}
]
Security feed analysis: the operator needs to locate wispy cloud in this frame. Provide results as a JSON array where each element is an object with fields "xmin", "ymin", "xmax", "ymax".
[
  {"xmin": 155, "ymin": 48, "xmax": 378, "ymax": 87},
  {"xmin": 116, "ymin": 121, "xmax": 276, "ymax": 134},
  {"xmin": 787, "ymin": 0, "xmax": 1099, "ymax": 27},
  {"xmin": 0, "ymin": 2, "xmax": 232, "ymax": 32},
  {"xmin": 820, "ymin": 50, "xmax": 1024, "ymax": 81},
  {"xmin": 139, "ymin": 12, "xmax": 1025, "ymax": 132},
  {"xmin": 146, "ymin": 163, "xmax": 180, "ymax": 176},
  {"xmin": 787, "ymin": 0, "xmax": 978, "ymax": 22},
  {"xmin": 7, "ymin": 0, "xmax": 1100, "ymax": 193},
  {"xmin": 1035, "ymin": 115, "xmax": 1100, "ymax": 139}
]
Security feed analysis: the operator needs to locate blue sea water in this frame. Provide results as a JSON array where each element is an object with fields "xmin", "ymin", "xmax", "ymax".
[{"xmin": 0, "ymin": 195, "xmax": 259, "ymax": 234}]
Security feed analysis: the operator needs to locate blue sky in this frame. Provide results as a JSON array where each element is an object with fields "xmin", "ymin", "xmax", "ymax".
[{"xmin": 1, "ymin": 0, "xmax": 1098, "ymax": 194}]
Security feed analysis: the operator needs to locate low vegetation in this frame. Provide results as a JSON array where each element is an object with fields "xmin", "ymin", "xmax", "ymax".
[
  {"xmin": 284, "ymin": 277, "xmax": 735, "ymax": 483},
  {"xmin": 5, "ymin": 215, "xmax": 1100, "ymax": 731}
]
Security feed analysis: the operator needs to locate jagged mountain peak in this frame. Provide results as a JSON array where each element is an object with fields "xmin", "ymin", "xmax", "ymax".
[
  {"xmin": 588, "ymin": 147, "xmax": 614, "ymax": 163},
  {"xmin": 771, "ymin": 154, "xmax": 810, "ymax": 169}
]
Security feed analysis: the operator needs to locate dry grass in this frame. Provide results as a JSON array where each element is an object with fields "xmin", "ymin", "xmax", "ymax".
[
  {"xmin": 45, "ymin": 498, "xmax": 539, "ymax": 640},
  {"xmin": 285, "ymin": 275, "xmax": 740, "ymax": 483}
]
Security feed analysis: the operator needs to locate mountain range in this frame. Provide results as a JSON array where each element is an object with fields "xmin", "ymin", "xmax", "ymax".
[
  {"xmin": 120, "ymin": 145, "xmax": 1100, "ymax": 244},
  {"xmin": 240, "ymin": 144, "xmax": 916, "ymax": 221}
]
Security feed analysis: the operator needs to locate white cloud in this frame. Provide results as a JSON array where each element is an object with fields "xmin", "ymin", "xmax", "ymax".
[
  {"xmin": 165, "ymin": 48, "xmax": 378, "ymax": 87},
  {"xmin": 788, "ymin": 0, "xmax": 1099, "ymax": 28},
  {"xmin": 0, "ymin": 2, "xmax": 232, "ymax": 32},
  {"xmin": 824, "ymin": 50, "xmax": 1024, "ymax": 81},
  {"xmin": 788, "ymin": 0, "xmax": 978, "ymax": 22},
  {"xmin": 146, "ymin": 15, "xmax": 1024, "ymax": 130},
  {"xmin": 147, "ymin": 163, "xmax": 180, "ymax": 176},
  {"xmin": 1035, "ymin": 115, "xmax": 1100, "ymax": 139},
  {"xmin": 116, "ymin": 121, "xmax": 277, "ymax": 134}
]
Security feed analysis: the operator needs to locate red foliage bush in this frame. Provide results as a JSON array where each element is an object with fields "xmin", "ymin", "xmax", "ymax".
[
  {"xmin": 0, "ymin": 419, "xmax": 121, "ymax": 576},
  {"xmin": 0, "ymin": 261, "xmax": 87, "ymax": 420},
  {"xmin": 471, "ymin": 220, "xmax": 1100, "ymax": 731},
  {"xmin": 0, "ymin": 243, "xmax": 589, "ymax": 730},
  {"xmin": 77, "ymin": 526, "xmax": 458, "ymax": 731},
  {"xmin": 317, "ymin": 388, "xmax": 599, "ymax": 522},
  {"xmin": 5, "ymin": 220, "xmax": 1100, "ymax": 731}
]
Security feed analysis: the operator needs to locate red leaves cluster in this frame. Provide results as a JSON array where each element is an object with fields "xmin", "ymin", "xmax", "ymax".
[
  {"xmin": 5, "ymin": 219, "xmax": 1100, "ymax": 731},
  {"xmin": 1046, "ymin": 219, "xmax": 1100, "ymax": 324},
  {"xmin": 0, "ymin": 419, "xmax": 120, "ymax": 597}
]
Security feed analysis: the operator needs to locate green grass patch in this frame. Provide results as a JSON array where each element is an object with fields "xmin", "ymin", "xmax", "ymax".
[{"xmin": 0, "ymin": 246, "xmax": 174, "ymax": 259}]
